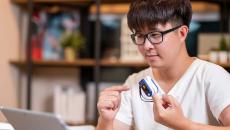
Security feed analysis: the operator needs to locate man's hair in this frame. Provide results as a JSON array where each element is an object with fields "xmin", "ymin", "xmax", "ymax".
[{"xmin": 127, "ymin": 0, "xmax": 192, "ymax": 32}]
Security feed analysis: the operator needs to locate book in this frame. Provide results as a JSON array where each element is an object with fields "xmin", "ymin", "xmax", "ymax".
[
  {"xmin": 120, "ymin": 15, "xmax": 144, "ymax": 62},
  {"xmin": 53, "ymin": 85, "xmax": 86, "ymax": 123}
]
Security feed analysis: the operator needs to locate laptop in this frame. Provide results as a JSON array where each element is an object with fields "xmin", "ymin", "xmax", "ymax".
[{"xmin": 0, "ymin": 107, "xmax": 69, "ymax": 130}]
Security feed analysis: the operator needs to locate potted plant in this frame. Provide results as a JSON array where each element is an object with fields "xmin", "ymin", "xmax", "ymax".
[
  {"xmin": 218, "ymin": 35, "xmax": 228, "ymax": 63},
  {"xmin": 60, "ymin": 31, "xmax": 86, "ymax": 61},
  {"xmin": 209, "ymin": 47, "xmax": 219, "ymax": 62}
]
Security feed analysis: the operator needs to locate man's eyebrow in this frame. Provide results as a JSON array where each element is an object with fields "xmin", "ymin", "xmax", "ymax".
[
  {"xmin": 134, "ymin": 27, "xmax": 161, "ymax": 34},
  {"xmin": 149, "ymin": 26, "xmax": 160, "ymax": 31}
]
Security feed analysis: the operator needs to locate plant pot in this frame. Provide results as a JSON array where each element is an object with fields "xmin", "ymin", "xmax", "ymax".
[
  {"xmin": 64, "ymin": 47, "xmax": 76, "ymax": 61},
  {"xmin": 209, "ymin": 51, "xmax": 219, "ymax": 62},
  {"xmin": 219, "ymin": 51, "xmax": 228, "ymax": 63}
]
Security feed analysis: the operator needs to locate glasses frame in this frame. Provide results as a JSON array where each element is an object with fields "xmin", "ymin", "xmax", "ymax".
[{"xmin": 131, "ymin": 25, "xmax": 182, "ymax": 45}]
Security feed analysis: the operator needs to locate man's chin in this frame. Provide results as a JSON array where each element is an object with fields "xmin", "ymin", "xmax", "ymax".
[{"xmin": 147, "ymin": 60, "xmax": 163, "ymax": 68}]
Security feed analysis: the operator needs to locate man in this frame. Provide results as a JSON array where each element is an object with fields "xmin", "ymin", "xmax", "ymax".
[{"xmin": 95, "ymin": 0, "xmax": 230, "ymax": 130}]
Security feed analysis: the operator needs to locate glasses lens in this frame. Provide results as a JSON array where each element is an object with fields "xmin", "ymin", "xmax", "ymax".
[
  {"xmin": 148, "ymin": 32, "xmax": 162, "ymax": 44},
  {"xmin": 133, "ymin": 33, "xmax": 145, "ymax": 45}
]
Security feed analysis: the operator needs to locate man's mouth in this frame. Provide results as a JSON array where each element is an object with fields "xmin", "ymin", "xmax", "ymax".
[
  {"xmin": 145, "ymin": 53, "xmax": 159, "ymax": 57},
  {"xmin": 145, "ymin": 53, "xmax": 160, "ymax": 60}
]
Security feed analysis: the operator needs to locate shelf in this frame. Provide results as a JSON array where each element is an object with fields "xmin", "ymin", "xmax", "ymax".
[
  {"xmin": 203, "ymin": 61, "xmax": 230, "ymax": 68},
  {"xmin": 199, "ymin": 55, "xmax": 230, "ymax": 68},
  {"xmin": 100, "ymin": 59, "xmax": 148, "ymax": 67},
  {"xmin": 10, "ymin": 59, "xmax": 148, "ymax": 68},
  {"xmin": 191, "ymin": 0, "xmax": 230, "ymax": 3},
  {"xmin": 90, "ymin": 3, "xmax": 129, "ymax": 14},
  {"xmin": 90, "ymin": 2, "xmax": 219, "ymax": 15},
  {"xmin": 99, "ymin": 0, "xmax": 230, "ymax": 4},
  {"xmin": 11, "ymin": 0, "xmax": 94, "ymax": 6},
  {"xmin": 101, "ymin": 0, "xmax": 131, "ymax": 4},
  {"xmin": 11, "ymin": 58, "xmax": 230, "ymax": 68},
  {"xmin": 10, "ymin": 59, "xmax": 95, "ymax": 68}
]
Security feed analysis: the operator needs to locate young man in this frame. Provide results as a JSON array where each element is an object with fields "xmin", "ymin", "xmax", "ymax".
[{"xmin": 96, "ymin": 0, "xmax": 230, "ymax": 130}]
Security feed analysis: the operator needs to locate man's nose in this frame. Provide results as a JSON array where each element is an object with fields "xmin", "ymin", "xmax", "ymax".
[{"xmin": 143, "ymin": 38, "xmax": 154, "ymax": 49}]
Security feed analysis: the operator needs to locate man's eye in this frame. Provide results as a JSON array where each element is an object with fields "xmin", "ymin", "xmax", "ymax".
[
  {"xmin": 149, "ymin": 33, "xmax": 161, "ymax": 38},
  {"xmin": 136, "ymin": 34, "xmax": 144, "ymax": 38}
]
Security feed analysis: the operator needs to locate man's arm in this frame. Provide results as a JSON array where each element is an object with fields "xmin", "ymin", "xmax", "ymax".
[
  {"xmin": 187, "ymin": 105, "xmax": 230, "ymax": 130},
  {"xmin": 96, "ymin": 117, "xmax": 131, "ymax": 130},
  {"xmin": 219, "ymin": 105, "xmax": 230, "ymax": 125},
  {"xmin": 153, "ymin": 94, "xmax": 230, "ymax": 130}
]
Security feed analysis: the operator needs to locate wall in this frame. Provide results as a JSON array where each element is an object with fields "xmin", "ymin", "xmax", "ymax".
[{"xmin": 0, "ymin": 0, "xmax": 20, "ymax": 121}]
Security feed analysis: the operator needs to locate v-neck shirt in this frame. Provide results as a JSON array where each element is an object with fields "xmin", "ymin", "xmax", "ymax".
[{"xmin": 115, "ymin": 58, "xmax": 230, "ymax": 130}]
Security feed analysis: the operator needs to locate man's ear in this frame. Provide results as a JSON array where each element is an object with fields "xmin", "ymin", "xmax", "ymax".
[{"xmin": 178, "ymin": 25, "xmax": 189, "ymax": 42}]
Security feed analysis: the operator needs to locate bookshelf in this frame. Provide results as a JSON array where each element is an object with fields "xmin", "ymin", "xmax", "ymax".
[
  {"xmin": 10, "ymin": 59, "xmax": 95, "ymax": 68},
  {"xmin": 11, "ymin": 0, "xmax": 95, "ymax": 124},
  {"xmin": 10, "ymin": 59, "xmax": 149, "ymax": 67},
  {"xmin": 12, "ymin": 0, "xmax": 93, "ymax": 4},
  {"xmin": 10, "ymin": 0, "xmax": 230, "ymax": 124}
]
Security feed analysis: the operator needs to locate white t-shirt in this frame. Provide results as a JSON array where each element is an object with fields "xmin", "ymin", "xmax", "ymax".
[{"xmin": 115, "ymin": 59, "xmax": 230, "ymax": 130}]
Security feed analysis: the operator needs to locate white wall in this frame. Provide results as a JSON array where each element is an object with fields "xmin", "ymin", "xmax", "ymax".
[{"xmin": 0, "ymin": 0, "xmax": 20, "ymax": 121}]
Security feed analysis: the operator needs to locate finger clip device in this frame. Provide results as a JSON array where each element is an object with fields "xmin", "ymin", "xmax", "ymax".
[{"xmin": 139, "ymin": 76, "xmax": 160, "ymax": 102}]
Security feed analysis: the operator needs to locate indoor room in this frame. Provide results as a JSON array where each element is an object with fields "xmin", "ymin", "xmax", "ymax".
[{"xmin": 0, "ymin": 0, "xmax": 230, "ymax": 130}]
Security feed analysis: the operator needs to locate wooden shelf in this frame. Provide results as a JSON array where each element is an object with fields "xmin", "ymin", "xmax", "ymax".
[
  {"xmin": 100, "ymin": 59, "xmax": 148, "ymax": 67},
  {"xmin": 11, "ymin": 0, "xmax": 94, "ymax": 6},
  {"xmin": 99, "ymin": 0, "xmax": 230, "ymax": 4},
  {"xmin": 199, "ymin": 55, "xmax": 230, "ymax": 68},
  {"xmin": 12, "ymin": 58, "xmax": 230, "ymax": 68},
  {"xmin": 90, "ymin": 3, "xmax": 129, "ymax": 14},
  {"xmin": 101, "ymin": 0, "xmax": 131, "ymax": 4},
  {"xmin": 191, "ymin": 0, "xmax": 230, "ymax": 3},
  {"xmin": 12, "ymin": 0, "xmax": 93, "ymax": 3},
  {"xmin": 10, "ymin": 59, "xmax": 95, "ymax": 68},
  {"xmin": 10, "ymin": 59, "xmax": 148, "ymax": 68}
]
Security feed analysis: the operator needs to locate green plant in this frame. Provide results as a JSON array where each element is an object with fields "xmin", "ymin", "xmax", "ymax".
[
  {"xmin": 219, "ymin": 35, "xmax": 228, "ymax": 51},
  {"xmin": 60, "ymin": 31, "xmax": 86, "ymax": 51}
]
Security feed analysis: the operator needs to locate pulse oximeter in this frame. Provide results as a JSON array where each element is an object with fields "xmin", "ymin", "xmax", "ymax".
[{"xmin": 139, "ymin": 76, "xmax": 160, "ymax": 102}]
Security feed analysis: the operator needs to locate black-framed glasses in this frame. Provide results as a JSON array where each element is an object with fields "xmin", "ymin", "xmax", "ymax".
[{"xmin": 131, "ymin": 25, "xmax": 182, "ymax": 45}]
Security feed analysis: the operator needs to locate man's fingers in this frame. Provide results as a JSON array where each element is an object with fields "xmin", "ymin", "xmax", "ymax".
[
  {"xmin": 97, "ymin": 85, "xmax": 128, "ymax": 114},
  {"xmin": 97, "ymin": 100, "xmax": 115, "ymax": 110},
  {"xmin": 162, "ymin": 95, "xmax": 178, "ymax": 107},
  {"xmin": 99, "ymin": 95, "xmax": 120, "ymax": 108},
  {"xmin": 104, "ymin": 85, "xmax": 130, "ymax": 92},
  {"xmin": 153, "ymin": 94, "xmax": 164, "ymax": 110},
  {"xmin": 99, "ymin": 91, "xmax": 120, "ymax": 97}
]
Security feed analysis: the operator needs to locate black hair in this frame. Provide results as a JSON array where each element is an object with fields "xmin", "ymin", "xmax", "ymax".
[{"xmin": 127, "ymin": 0, "xmax": 192, "ymax": 32}]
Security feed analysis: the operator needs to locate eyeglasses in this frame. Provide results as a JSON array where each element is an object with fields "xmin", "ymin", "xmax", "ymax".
[{"xmin": 131, "ymin": 25, "xmax": 182, "ymax": 45}]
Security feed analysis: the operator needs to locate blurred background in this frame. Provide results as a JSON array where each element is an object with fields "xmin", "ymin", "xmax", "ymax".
[{"xmin": 0, "ymin": 0, "xmax": 230, "ymax": 126}]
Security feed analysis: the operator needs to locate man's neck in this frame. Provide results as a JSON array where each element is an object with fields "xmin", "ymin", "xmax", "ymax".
[
  {"xmin": 152, "ymin": 55, "xmax": 195, "ymax": 93},
  {"xmin": 157, "ymin": 56, "xmax": 194, "ymax": 80}
]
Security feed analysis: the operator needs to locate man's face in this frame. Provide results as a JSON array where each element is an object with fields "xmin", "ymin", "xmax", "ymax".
[{"xmin": 136, "ymin": 23, "xmax": 184, "ymax": 68}]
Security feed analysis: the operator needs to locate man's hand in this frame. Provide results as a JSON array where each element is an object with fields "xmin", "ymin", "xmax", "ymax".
[
  {"xmin": 152, "ymin": 94, "xmax": 230, "ymax": 130},
  {"xmin": 97, "ymin": 85, "xmax": 130, "ymax": 122},
  {"xmin": 152, "ymin": 94, "xmax": 189, "ymax": 130}
]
